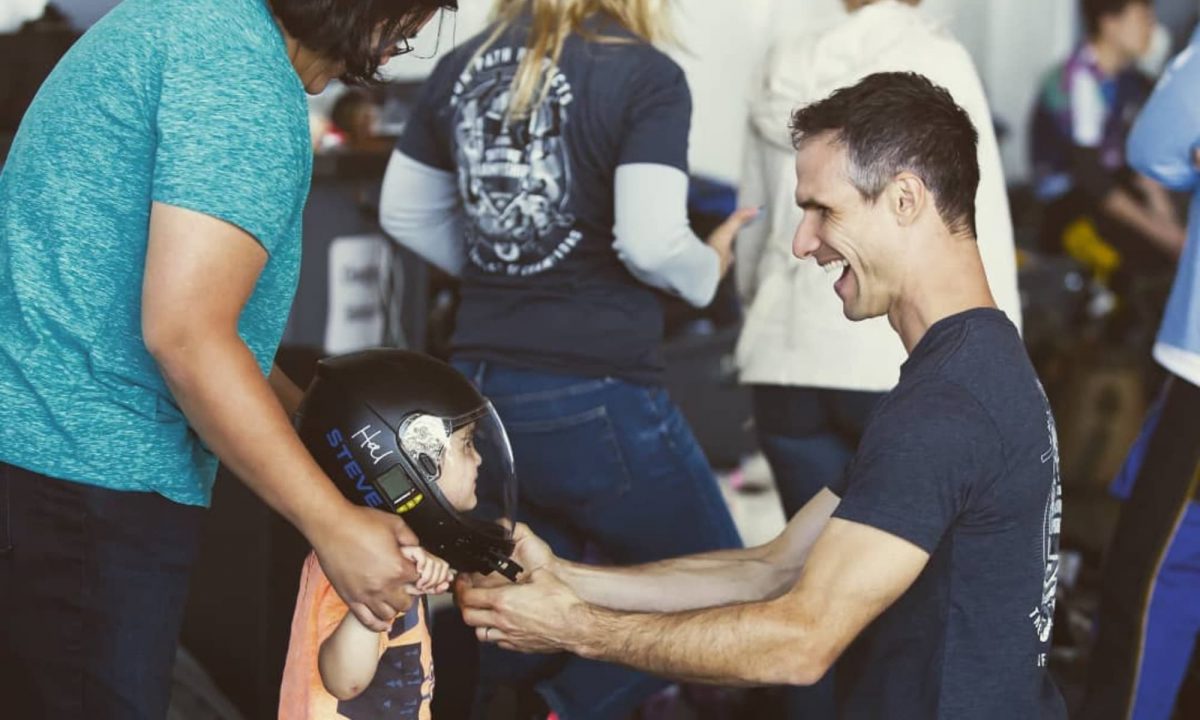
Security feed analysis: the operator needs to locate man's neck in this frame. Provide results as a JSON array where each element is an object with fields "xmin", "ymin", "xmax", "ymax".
[{"xmin": 887, "ymin": 234, "xmax": 998, "ymax": 355}]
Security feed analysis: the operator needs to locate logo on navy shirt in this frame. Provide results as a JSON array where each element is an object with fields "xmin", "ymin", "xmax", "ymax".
[{"xmin": 1031, "ymin": 389, "xmax": 1062, "ymax": 665}]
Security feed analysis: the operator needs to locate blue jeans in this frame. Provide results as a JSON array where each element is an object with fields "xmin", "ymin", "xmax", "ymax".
[
  {"xmin": 453, "ymin": 360, "xmax": 744, "ymax": 720},
  {"xmin": 752, "ymin": 385, "xmax": 883, "ymax": 519},
  {"xmin": 751, "ymin": 385, "xmax": 883, "ymax": 720},
  {"xmin": 1083, "ymin": 376, "xmax": 1200, "ymax": 720},
  {"xmin": 0, "ymin": 462, "xmax": 204, "ymax": 720}
]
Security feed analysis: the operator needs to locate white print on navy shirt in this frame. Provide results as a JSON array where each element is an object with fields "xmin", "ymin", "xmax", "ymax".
[
  {"xmin": 1031, "ymin": 388, "xmax": 1062, "ymax": 667},
  {"xmin": 451, "ymin": 45, "xmax": 581, "ymax": 276},
  {"xmin": 353, "ymin": 425, "xmax": 395, "ymax": 466}
]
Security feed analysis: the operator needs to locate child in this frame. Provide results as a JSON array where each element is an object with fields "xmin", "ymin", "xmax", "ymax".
[{"xmin": 281, "ymin": 390, "xmax": 488, "ymax": 719}]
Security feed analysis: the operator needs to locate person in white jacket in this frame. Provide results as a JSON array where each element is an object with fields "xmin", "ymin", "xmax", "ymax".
[{"xmin": 737, "ymin": 0, "xmax": 1022, "ymax": 524}]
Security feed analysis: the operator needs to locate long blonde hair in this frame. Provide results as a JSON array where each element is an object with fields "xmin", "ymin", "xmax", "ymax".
[{"xmin": 475, "ymin": 0, "xmax": 673, "ymax": 120}]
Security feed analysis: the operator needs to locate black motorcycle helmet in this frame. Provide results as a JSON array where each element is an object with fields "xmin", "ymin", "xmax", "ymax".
[{"xmin": 295, "ymin": 349, "xmax": 522, "ymax": 581}]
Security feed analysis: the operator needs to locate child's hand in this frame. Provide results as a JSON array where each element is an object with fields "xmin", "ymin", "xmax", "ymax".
[{"xmin": 400, "ymin": 546, "xmax": 455, "ymax": 595}]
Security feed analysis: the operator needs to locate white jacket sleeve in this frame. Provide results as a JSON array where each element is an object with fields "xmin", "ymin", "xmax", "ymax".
[
  {"xmin": 612, "ymin": 163, "xmax": 721, "ymax": 308},
  {"xmin": 379, "ymin": 149, "xmax": 466, "ymax": 277},
  {"xmin": 735, "ymin": 126, "xmax": 772, "ymax": 305}
]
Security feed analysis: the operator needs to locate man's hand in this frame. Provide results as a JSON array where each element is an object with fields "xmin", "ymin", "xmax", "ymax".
[
  {"xmin": 510, "ymin": 522, "xmax": 557, "ymax": 579},
  {"xmin": 311, "ymin": 503, "xmax": 421, "ymax": 631},
  {"xmin": 466, "ymin": 522, "xmax": 558, "ymax": 590},
  {"xmin": 1136, "ymin": 173, "xmax": 1182, "ymax": 226},
  {"xmin": 457, "ymin": 568, "xmax": 587, "ymax": 654},
  {"xmin": 706, "ymin": 206, "xmax": 761, "ymax": 278}
]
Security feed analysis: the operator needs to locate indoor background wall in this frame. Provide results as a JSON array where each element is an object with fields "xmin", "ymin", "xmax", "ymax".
[{"xmin": 50, "ymin": 0, "xmax": 1200, "ymax": 184}]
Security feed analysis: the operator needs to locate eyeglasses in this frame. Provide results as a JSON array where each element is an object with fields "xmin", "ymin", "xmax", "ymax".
[
  {"xmin": 377, "ymin": 10, "xmax": 454, "ymax": 61},
  {"xmin": 379, "ymin": 35, "xmax": 415, "ymax": 58},
  {"xmin": 391, "ymin": 35, "xmax": 420, "ymax": 57}
]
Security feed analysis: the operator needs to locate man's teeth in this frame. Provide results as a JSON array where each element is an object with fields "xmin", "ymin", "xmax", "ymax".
[{"xmin": 821, "ymin": 259, "xmax": 849, "ymax": 275}]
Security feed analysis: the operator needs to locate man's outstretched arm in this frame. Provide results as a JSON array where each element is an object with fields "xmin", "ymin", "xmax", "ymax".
[
  {"xmin": 504, "ymin": 489, "xmax": 841, "ymax": 613},
  {"xmin": 460, "ymin": 515, "xmax": 928, "ymax": 686}
]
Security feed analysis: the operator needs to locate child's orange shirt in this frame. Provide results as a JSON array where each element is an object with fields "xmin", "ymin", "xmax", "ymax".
[{"xmin": 279, "ymin": 552, "xmax": 434, "ymax": 719}]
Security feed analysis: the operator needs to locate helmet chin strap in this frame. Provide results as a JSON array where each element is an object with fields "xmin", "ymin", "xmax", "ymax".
[{"xmin": 395, "ymin": 487, "xmax": 523, "ymax": 581}]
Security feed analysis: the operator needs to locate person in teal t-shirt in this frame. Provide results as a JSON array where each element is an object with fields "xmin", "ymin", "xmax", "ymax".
[{"xmin": 0, "ymin": 0, "xmax": 453, "ymax": 716}]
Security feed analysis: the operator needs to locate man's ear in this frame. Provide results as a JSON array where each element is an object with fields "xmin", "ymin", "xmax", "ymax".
[{"xmin": 889, "ymin": 172, "xmax": 927, "ymax": 228}]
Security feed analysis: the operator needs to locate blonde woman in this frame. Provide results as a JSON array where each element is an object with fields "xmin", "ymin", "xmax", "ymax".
[{"xmin": 381, "ymin": 1, "xmax": 755, "ymax": 717}]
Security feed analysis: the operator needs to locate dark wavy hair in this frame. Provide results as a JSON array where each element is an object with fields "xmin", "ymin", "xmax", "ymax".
[
  {"xmin": 790, "ymin": 72, "xmax": 980, "ymax": 237},
  {"xmin": 270, "ymin": 0, "xmax": 458, "ymax": 84},
  {"xmin": 1081, "ymin": 0, "xmax": 1150, "ymax": 38}
]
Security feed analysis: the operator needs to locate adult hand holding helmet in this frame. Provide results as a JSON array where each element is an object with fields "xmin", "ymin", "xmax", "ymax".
[
  {"xmin": 506, "ymin": 522, "xmax": 557, "ymax": 580},
  {"xmin": 309, "ymin": 501, "xmax": 422, "ymax": 631},
  {"xmin": 461, "ymin": 521, "xmax": 557, "ymax": 591}
]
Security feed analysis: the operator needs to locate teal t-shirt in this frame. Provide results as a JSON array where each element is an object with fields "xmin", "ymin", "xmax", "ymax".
[{"xmin": 0, "ymin": 0, "xmax": 311, "ymax": 506}]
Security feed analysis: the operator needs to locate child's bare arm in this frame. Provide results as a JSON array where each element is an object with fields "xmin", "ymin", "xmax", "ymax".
[{"xmin": 319, "ymin": 598, "xmax": 412, "ymax": 700}]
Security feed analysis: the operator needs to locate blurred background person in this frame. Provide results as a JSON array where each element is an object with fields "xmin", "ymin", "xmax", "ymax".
[
  {"xmin": 379, "ymin": 0, "xmax": 757, "ymax": 718},
  {"xmin": 321, "ymin": 88, "xmax": 394, "ymax": 153},
  {"xmin": 1030, "ymin": 0, "xmax": 1183, "ymax": 287},
  {"xmin": 1080, "ymin": 24, "xmax": 1200, "ymax": 720}
]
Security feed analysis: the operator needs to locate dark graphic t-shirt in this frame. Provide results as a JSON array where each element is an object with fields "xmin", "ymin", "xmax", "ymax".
[
  {"xmin": 399, "ymin": 19, "xmax": 691, "ymax": 382},
  {"xmin": 828, "ymin": 309, "xmax": 1067, "ymax": 719}
]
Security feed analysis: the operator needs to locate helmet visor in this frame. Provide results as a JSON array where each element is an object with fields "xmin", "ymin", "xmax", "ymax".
[
  {"xmin": 396, "ymin": 401, "xmax": 517, "ymax": 544},
  {"xmin": 442, "ymin": 402, "xmax": 517, "ymax": 541}
]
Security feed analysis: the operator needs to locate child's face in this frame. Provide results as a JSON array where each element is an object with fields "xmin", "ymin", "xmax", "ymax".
[{"xmin": 438, "ymin": 423, "xmax": 480, "ymax": 511}]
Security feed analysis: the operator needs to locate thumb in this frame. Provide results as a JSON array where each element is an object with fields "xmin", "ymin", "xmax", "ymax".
[
  {"xmin": 722, "ymin": 205, "xmax": 761, "ymax": 231},
  {"xmin": 708, "ymin": 206, "xmax": 760, "ymax": 247}
]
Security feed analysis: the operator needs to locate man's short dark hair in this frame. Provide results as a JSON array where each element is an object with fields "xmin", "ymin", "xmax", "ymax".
[
  {"xmin": 1081, "ymin": 0, "xmax": 1150, "ymax": 38},
  {"xmin": 270, "ymin": 0, "xmax": 457, "ymax": 85},
  {"xmin": 789, "ymin": 72, "xmax": 980, "ymax": 237}
]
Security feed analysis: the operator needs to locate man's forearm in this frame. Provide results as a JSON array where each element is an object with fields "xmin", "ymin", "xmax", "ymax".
[
  {"xmin": 554, "ymin": 490, "xmax": 840, "ymax": 613},
  {"xmin": 153, "ymin": 332, "xmax": 345, "ymax": 537},
  {"xmin": 569, "ymin": 596, "xmax": 826, "ymax": 687},
  {"xmin": 556, "ymin": 545, "xmax": 797, "ymax": 613}
]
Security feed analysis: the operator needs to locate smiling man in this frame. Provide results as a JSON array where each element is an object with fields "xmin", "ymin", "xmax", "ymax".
[{"xmin": 457, "ymin": 73, "xmax": 1068, "ymax": 719}]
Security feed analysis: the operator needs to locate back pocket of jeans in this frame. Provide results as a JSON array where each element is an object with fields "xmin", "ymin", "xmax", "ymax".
[{"xmin": 502, "ymin": 405, "xmax": 632, "ymax": 509}]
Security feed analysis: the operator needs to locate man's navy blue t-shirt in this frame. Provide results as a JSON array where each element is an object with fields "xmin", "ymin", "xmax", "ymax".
[
  {"xmin": 399, "ymin": 19, "xmax": 690, "ymax": 382},
  {"xmin": 829, "ymin": 308, "xmax": 1067, "ymax": 719}
]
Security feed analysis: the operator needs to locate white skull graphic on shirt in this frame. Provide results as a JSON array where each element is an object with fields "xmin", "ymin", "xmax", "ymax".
[{"xmin": 451, "ymin": 46, "xmax": 581, "ymax": 277}]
